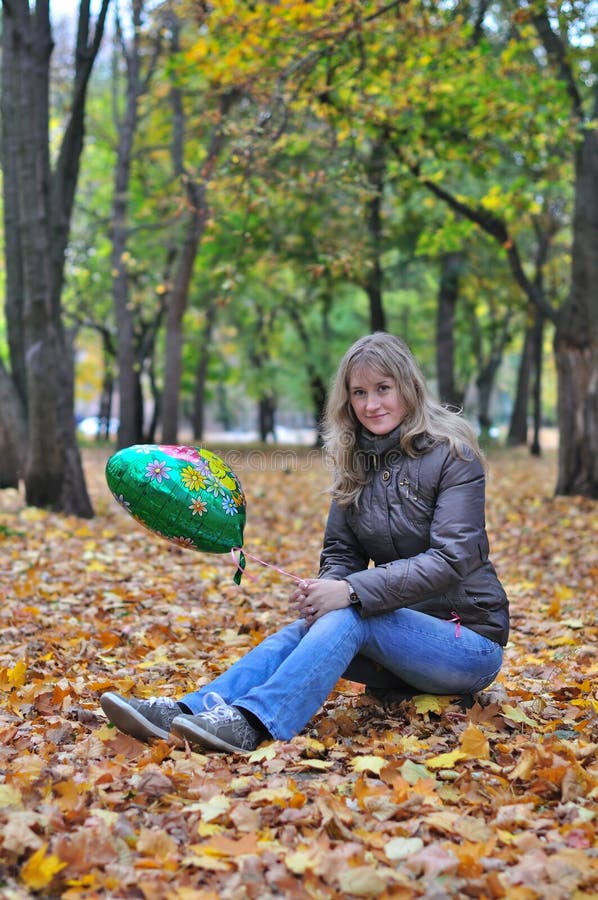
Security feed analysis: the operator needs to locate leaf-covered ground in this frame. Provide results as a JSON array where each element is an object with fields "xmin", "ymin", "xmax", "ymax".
[{"xmin": 1, "ymin": 445, "xmax": 596, "ymax": 899}]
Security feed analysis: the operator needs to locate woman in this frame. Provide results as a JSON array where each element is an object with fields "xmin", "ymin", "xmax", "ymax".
[{"xmin": 100, "ymin": 333, "xmax": 509, "ymax": 754}]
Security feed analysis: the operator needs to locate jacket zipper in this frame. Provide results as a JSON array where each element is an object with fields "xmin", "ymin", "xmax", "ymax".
[{"xmin": 398, "ymin": 479, "xmax": 435, "ymax": 504}]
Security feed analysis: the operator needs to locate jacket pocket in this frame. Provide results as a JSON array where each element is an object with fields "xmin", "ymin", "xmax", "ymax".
[
  {"xmin": 397, "ymin": 478, "xmax": 435, "ymax": 524},
  {"xmin": 449, "ymin": 586, "xmax": 491, "ymax": 625}
]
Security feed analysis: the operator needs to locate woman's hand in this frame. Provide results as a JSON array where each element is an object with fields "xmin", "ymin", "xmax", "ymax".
[{"xmin": 290, "ymin": 578, "xmax": 351, "ymax": 625}]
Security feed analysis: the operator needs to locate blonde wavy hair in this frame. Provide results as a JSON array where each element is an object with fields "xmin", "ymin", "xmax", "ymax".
[{"xmin": 323, "ymin": 332, "xmax": 485, "ymax": 507}]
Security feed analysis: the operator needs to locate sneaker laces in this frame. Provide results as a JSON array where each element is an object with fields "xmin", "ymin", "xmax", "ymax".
[
  {"xmin": 198, "ymin": 704, "xmax": 239, "ymax": 725},
  {"xmin": 202, "ymin": 691, "xmax": 227, "ymax": 711},
  {"xmin": 143, "ymin": 696, "xmax": 179, "ymax": 708}
]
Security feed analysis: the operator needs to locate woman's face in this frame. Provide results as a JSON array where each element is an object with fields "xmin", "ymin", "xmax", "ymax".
[{"xmin": 348, "ymin": 367, "xmax": 408, "ymax": 435}]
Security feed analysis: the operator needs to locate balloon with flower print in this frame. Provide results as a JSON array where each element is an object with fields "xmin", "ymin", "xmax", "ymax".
[{"xmin": 105, "ymin": 445, "xmax": 247, "ymax": 582}]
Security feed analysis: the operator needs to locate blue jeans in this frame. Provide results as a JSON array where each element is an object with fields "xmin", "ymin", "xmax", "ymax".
[{"xmin": 181, "ymin": 607, "xmax": 503, "ymax": 741}]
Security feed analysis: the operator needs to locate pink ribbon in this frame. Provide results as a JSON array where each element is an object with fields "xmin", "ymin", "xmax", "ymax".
[
  {"xmin": 450, "ymin": 611, "xmax": 462, "ymax": 638},
  {"xmin": 231, "ymin": 547, "xmax": 305, "ymax": 585}
]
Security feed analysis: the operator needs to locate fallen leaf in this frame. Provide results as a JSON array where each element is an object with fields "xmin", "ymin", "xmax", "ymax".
[
  {"xmin": 460, "ymin": 723, "xmax": 490, "ymax": 759},
  {"xmin": 20, "ymin": 843, "xmax": 67, "ymax": 891},
  {"xmin": 384, "ymin": 836, "xmax": 424, "ymax": 860},
  {"xmin": 337, "ymin": 865, "xmax": 393, "ymax": 896},
  {"xmin": 352, "ymin": 755, "xmax": 387, "ymax": 775},
  {"xmin": 426, "ymin": 749, "xmax": 467, "ymax": 769},
  {"xmin": 502, "ymin": 704, "xmax": 539, "ymax": 726}
]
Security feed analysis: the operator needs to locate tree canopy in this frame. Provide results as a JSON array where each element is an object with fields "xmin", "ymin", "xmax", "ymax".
[{"xmin": 1, "ymin": 0, "xmax": 597, "ymax": 501}]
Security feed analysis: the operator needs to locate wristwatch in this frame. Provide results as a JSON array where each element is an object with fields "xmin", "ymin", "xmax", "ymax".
[{"xmin": 346, "ymin": 582, "xmax": 361, "ymax": 609}]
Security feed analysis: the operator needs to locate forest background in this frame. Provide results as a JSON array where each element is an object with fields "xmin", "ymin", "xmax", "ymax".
[{"xmin": 1, "ymin": 0, "xmax": 598, "ymax": 516}]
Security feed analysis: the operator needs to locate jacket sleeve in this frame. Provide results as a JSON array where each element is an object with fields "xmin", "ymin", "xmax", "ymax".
[
  {"xmin": 318, "ymin": 501, "xmax": 370, "ymax": 580},
  {"xmin": 325, "ymin": 452, "xmax": 489, "ymax": 618}
]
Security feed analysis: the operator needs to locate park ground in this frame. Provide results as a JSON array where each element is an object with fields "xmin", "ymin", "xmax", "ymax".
[{"xmin": 0, "ymin": 444, "xmax": 596, "ymax": 898}]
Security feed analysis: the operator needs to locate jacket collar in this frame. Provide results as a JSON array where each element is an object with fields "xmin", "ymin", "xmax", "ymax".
[{"xmin": 356, "ymin": 425, "xmax": 403, "ymax": 469}]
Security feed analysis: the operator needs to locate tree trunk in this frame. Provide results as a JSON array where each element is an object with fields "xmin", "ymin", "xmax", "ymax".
[
  {"xmin": 1, "ymin": 0, "xmax": 106, "ymax": 516},
  {"xmin": 554, "ymin": 127, "xmax": 598, "ymax": 496},
  {"xmin": 97, "ymin": 330, "xmax": 116, "ymax": 442},
  {"xmin": 507, "ymin": 317, "xmax": 533, "ymax": 447},
  {"xmin": 284, "ymin": 297, "xmax": 328, "ymax": 444},
  {"xmin": 0, "ymin": 362, "xmax": 27, "ymax": 488},
  {"xmin": 216, "ymin": 382, "xmax": 233, "ymax": 432},
  {"xmin": 160, "ymin": 88, "xmax": 235, "ymax": 444},
  {"xmin": 530, "ymin": 312, "xmax": 544, "ymax": 457},
  {"xmin": 436, "ymin": 251, "xmax": 464, "ymax": 408},
  {"xmin": 258, "ymin": 395, "xmax": 276, "ymax": 442},
  {"xmin": 1, "ymin": 12, "xmax": 27, "ymax": 412},
  {"xmin": 146, "ymin": 358, "xmax": 161, "ymax": 444},
  {"xmin": 112, "ymin": 1, "xmax": 146, "ymax": 449},
  {"xmin": 160, "ymin": 181, "xmax": 207, "ymax": 444},
  {"xmin": 192, "ymin": 299, "xmax": 218, "ymax": 441},
  {"xmin": 1, "ymin": 4, "xmax": 27, "ymax": 490},
  {"xmin": 364, "ymin": 135, "xmax": 387, "ymax": 332},
  {"xmin": 17, "ymin": 1, "xmax": 63, "ymax": 505},
  {"xmin": 475, "ymin": 353, "xmax": 502, "ymax": 439}
]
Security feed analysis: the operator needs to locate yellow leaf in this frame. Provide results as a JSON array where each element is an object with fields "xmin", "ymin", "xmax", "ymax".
[
  {"xmin": 65, "ymin": 874, "xmax": 98, "ymax": 889},
  {"xmin": 502, "ymin": 704, "xmax": 538, "ymax": 726},
  {"xmin": 460, "ymin": 723, "xmax": 490, "ymax": 760},
  {"xmin": 196, "ymin": 822, "xmax": 223, "ymax": 837},
  {"xmin": 296, "ymin": 758, "xmax": 334, "ymax": 770},
  {"xmin": 303, "ymin": 736, "xmax": 326, "ymax": 755},
  {"xmin": 95, "ymin": 723, "xmax": 118, "ymax": 741},
  {"xmin": 248, "ymin": 786, "xmax": 293, "ymax": 804},
  {"xmin": 384, "ymin": 836, "xmax": 424, "ymax": 860},
  {"xmin": 546, "ymin": 635, "xmax": 576, "ymax": 647},
  {"xmin": 413, "ymin": 694, "xmax": 444, "ymax": 714},
  {"xmin": 400, "ymin": 759, "xmax": 431, "ymax": 784},
  {"xmin": 20, "ymin": 844, "xmax": 66, "ymax": 891},
  {"xmin": 0, "ymin": 784, "xmax": 23, "ymax": 807},
  {"xmin": 196, "ymin": 795, "xmax": 230, "ymax": 823},
  {"xmin": 247, "ymin": 743, "xmax": 278, "ymax": 763},
  {"xmin": 65, "ymin": 874, "xmax": 98, "ymax": 888},
  {"xmin": 508, "ymin": 748, "xmax": 537, "ymax": 781},
  {"xmin": 338, "ymin": 865, "xmax": 392, "ymax": 896},
  {"xmin": 571, "ymin": 697, "xmax": 598, "ymax": 713},
  {"xmin": 395, "ymin": 734, "xmax": 428, "ymax": 753},
  {"xmin": 352, "ymin": 755, "xmax": 387, "ymax": 776},
  {"xmin": 180, "ymin": 853, "xmax": 231, "ymax": 871},
  {"xmin": 0, "ymin": 658, "xmax": 27, "ymax": 690},
  {"xmin": 426, "ymin": 749, "xmax": 467, "ymax": 769},
  {"xmin": 10, "ymin": 658, "xmax": 27, "ymax": 686},
  {"xmin": 285, "ymin": 847, "xmax": 317, "ymax": 875},
  {"xmin": 554, "ymin": 585, "xmax": 575, "ymax": 602},
  {"xmin": 137, "ymin": 650, "xmax": 170, "ymax": 669}
]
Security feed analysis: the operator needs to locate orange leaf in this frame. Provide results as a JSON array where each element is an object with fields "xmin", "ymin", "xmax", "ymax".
[{"xmin": 460, "ymin": 723, "xmax": 490, "ymax": 760}]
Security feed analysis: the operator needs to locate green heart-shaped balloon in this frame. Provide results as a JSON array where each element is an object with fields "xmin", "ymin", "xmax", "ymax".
[{"xmin": 105, "ymin": 444, "xmax": 246, "ymax": 582}]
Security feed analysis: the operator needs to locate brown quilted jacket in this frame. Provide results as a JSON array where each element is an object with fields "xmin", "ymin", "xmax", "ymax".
[{"xmin": 318, "ymin": 428, "xmax": 510, "ymax": 646}]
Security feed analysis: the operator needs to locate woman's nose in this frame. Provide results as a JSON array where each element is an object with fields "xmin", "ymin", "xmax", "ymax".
[{"xmin": 365, "ymin": 393, "xmax": 379, "ymax": 409}]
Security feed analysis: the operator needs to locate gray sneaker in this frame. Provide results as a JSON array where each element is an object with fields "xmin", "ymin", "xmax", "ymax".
[
  {"xmin": 172, "ymin": 705, "xmax": 265, "ymax": 754},
  {"xmin": 100, "ymin": 692, "xmax": 185, "ymax": 741}
]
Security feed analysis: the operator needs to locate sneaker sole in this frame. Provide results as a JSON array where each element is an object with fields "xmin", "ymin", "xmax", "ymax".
[
  {"xmin": 100, "ymin": 692, "xmax": 171, "ymax": 742},
  {"xmin": 171, "ymin": 715, "xmax": 252, "ymax": 755}
]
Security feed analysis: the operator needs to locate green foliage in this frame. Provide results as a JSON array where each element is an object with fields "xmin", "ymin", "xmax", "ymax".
[{"xmin": 58, "ymin": 0, "xmax": 591, "ymax": 435}]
